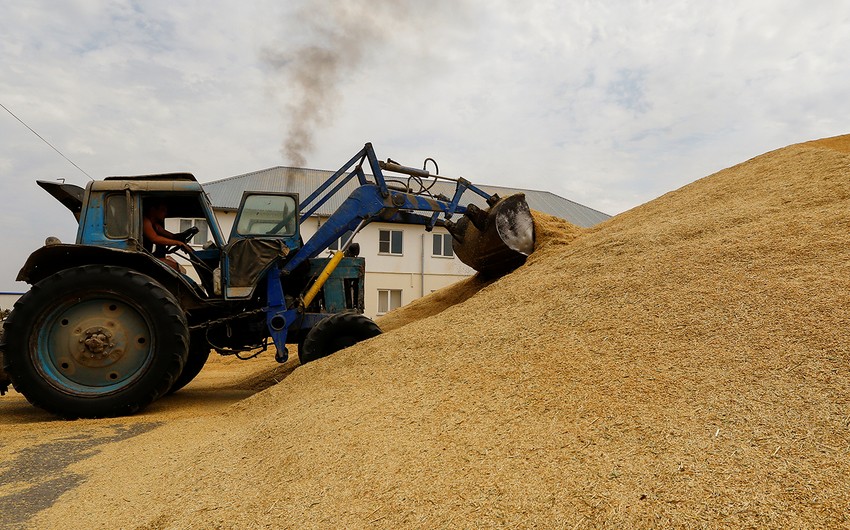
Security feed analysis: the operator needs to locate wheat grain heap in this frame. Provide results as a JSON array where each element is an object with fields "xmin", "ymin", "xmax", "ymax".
[{"xmin": 33, "ymin": 137, "xmax": 850, "ymax": 528}]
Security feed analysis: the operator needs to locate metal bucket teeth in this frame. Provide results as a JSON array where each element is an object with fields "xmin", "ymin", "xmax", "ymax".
[{"xmin": 448, "ymin": 194, "xmax": 535, "ymax": 276}]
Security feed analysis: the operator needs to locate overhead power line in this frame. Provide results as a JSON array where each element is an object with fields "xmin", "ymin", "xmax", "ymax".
[{"xmin": 0, "ymin": 101, "xmax": 93, "ymax": 180}]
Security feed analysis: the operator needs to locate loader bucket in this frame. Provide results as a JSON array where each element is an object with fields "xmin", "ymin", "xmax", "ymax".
[{"xmin": 448, "ymin": 193, "xmax": 535, "ymax": 276}]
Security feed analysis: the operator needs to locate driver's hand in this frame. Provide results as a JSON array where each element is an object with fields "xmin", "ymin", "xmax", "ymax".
[{"xmin": 180, "ymin": 242, "xmax": 194, "ymax": 253}]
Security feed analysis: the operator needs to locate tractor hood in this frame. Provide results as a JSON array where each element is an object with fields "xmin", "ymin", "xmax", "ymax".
[{"xmin": 37, "ymin": 180, "xmax": 85, "ymax": 221}]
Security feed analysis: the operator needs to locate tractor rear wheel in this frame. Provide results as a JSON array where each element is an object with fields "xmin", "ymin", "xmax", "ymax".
[
  {"xmin": 299, "ymin": 312, "xmax": 381, "ymax": 364},
  {"xmin": 166, "ymin": 330, "xmax": 211, "ymax": 394},
  {"xmin": 3, "ymin": 265, "xmax": 188, "ymax": 418},
  {"xmin": 0, "ymin": 328, "xmax": 11, "ymax": 395}
]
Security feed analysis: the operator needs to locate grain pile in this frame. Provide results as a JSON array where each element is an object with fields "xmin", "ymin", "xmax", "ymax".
[
  {"xmin": 377, "ymin": 213, "xmax": 585, "ymax": 333},
  {"xmin": 31, "ymin": 136, "xmax": 850, "ymax": 528}
]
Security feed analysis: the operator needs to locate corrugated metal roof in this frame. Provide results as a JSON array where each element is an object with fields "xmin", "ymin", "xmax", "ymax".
[{"xmin": 203, "ymin": 167, "xmax": 610, "ymax": 228}]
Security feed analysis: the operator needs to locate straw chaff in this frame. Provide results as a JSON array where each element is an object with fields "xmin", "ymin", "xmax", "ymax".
[{"xmin": 30, "ymin": 136, "xmax": 850, "ymax": 529}]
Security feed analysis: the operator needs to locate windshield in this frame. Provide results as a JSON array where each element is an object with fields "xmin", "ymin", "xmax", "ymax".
[{"xmin": 235, "ymin": 194, "xmax": 298, "ymax": 236}]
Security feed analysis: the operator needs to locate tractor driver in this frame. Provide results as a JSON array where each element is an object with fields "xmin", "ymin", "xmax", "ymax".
[{"xmin": 143, "ymin": 199, "xmax": 194, "ymax": 271}]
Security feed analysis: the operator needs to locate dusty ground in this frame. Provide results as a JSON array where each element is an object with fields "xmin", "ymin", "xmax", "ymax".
[
  {"xmin": 2, "ymin": 134, "xmax": 850, "ymax": 529},
  {"xmin": 0, "ymin": 353, "xmax": 293, "ymax": 529}
]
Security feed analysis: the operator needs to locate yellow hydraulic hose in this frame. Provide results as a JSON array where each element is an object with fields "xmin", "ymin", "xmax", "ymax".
[{"xmin": 301, "ymin": 250, "xmax": 346, "ymax": 308}]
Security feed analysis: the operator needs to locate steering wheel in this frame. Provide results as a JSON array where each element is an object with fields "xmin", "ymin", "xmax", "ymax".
[
  {"xmin": 162, "ymin": 226, "xmax": 203, "ymax": 260},
  {"xmin": 162, "ymin": 225, "xmax": 199, "ymax": 254},
  {"xmin": 176, "ymin": 226, "xmax": 199, "ymax": 243}
]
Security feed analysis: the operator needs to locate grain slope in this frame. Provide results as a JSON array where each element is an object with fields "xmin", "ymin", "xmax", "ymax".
[{"xmin": 31, "ymin": 137, "xmax": 850, "ymax": 529}]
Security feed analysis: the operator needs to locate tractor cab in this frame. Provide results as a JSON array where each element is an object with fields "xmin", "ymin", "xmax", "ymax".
[
  {"xmin": 88, "ymin": 174, "xmax": 226, "ymax": 297},
  {"xmin": 33, "ymin": 176, "xmax": 304, "ymax": 301}
]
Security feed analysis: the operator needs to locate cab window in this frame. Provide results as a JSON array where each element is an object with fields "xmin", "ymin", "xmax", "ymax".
[
  {"xmin": 235, "ymin": 195, "xmax": 298, "ymax": 236},
  {"xmin": 104, "ymin": 194, "xmax": 129, "ymax": 238}
]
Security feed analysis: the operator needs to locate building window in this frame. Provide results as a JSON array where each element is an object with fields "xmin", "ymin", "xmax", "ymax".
[
  {"xmin": 329, "ymin": 230, "xmax": 354, "ymax": 251},
  {"xmin": 379, "ymin": 229, "xmax": 403, "ymax": 255},
  {"xmin": 377, "ymin": 289, "xmax": 402, "ymax": 314},
  {"xmin": 179, "ymin": 218, "xmax": 209, "ymax": 246},
  {"xmin": 432, "ymin": 233, "xmax": 454, "ymax": 257}
]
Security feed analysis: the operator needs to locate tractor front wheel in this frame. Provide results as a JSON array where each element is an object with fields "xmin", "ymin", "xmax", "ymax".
[
  {"xmin": 299, "ymin": 312, "xmax": 381, "ymax": 364},
  {"xmin": 3, "ymin": 265, "xmax": 188, "ymax": 418}
]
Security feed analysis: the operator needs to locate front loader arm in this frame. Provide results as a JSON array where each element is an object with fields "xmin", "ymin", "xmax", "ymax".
[
  {"xmin": 283, "ymin": 142, "xmax": 535, "ymax": 278},
  {"xmin": 265, "ymin": 143, "xmax": 536, "ymax": 361},
  {"xmin": 267, "ymin": 179, "xmax": 477, "ymax": 357},
  {"xmin": 281, "ymin": 183, "xmax": 464, "ymax": 275}
]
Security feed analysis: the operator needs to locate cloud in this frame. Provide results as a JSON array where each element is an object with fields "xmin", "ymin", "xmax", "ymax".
[{"xmin": 1, "ymin": 0, "xmax": 849, "ymax": 291}]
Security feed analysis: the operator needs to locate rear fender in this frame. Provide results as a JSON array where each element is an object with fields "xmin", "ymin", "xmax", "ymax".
[{"xmin": 16, "ymin": 244, "xmax": 206, "ymax": 310}]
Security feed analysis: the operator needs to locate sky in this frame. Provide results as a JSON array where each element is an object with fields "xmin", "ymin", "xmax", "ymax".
[{"xmin": 1, "ymin": 0, "xmax": 849, "ymax": 292}]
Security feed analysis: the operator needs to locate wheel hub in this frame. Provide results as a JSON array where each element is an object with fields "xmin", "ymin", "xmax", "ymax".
[
  {"xmin": 80, "ymin": 326, "xmax": 115, "ymax": 358},
  {"xmin": 41, "ymin": 298, "xmax": 151, "ymax": 387}
]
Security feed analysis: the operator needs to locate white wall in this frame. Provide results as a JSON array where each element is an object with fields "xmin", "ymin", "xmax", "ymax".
[
  {"xmin": 182, "ymin": 211, "xmax": 473, "ymax": 318},
  {"xmin": 345, "ymin": 221, "xmax": 471, "ymax": 316},
  {"xmin": 0, "ymin": 293, "xmax": 22, "ymax": 313}
]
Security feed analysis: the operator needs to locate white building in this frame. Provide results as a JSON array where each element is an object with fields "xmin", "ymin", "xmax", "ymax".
[
  {"xmin": 0, "ymin": 292, "xmax": 23, "ymax": 314},
  {"xmin": 177, "ymin": 167, "xmax": 609, "ymax": 318}
]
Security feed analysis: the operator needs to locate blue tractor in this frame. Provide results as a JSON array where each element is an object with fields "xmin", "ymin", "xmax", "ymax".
[{"xmin": 0, "ymin": 144, "xmax": 535, "ymax": 418}]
